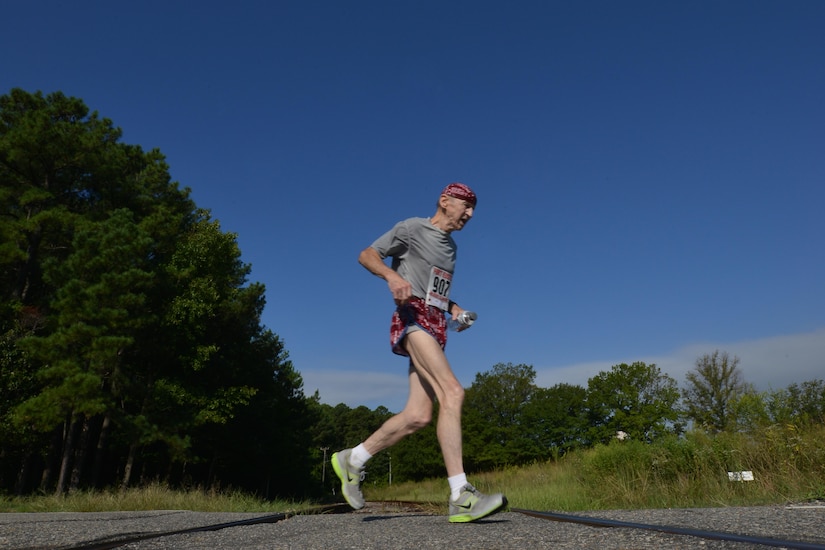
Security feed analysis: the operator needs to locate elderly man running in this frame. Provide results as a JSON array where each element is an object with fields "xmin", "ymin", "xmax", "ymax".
[{"xmin": 331, "ymin": 182, "xmax": 506, "ymax": 523}]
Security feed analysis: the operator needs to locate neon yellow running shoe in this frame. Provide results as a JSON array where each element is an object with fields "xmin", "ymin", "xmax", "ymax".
[
  {"xmin": 331, "ymin": 449, "xmax": 365, "ymax": 510},
  {"xmin": 448, "ymin": 483, "xmax": 507, "ymax": 523}
]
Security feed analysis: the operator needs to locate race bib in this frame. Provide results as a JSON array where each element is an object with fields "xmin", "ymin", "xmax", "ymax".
[{"xmin": 426, "ymin": 266, "xmax": 452, "ymax": 310}]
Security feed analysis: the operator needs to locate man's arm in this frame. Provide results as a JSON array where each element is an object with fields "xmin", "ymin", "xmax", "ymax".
[{"xmin": 359, "ymin": 246, "xmax": 412, "ymax": 304}]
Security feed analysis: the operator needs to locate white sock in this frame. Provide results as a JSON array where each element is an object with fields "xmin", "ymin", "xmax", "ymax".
[
  {"xmin": 349, "ymin": 443, "xmax": 372, "ymax": 470},
  {"xmin": 448, "ymin": 473, "xmax": 468, "ymax": 501}
]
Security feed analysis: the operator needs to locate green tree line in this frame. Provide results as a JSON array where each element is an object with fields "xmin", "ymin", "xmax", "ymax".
[
  {"xmin": 2, "ymin": 89, "xmax": 822, "ymax": 500},
  {"xmin": 0, "ymin": 89, "xmax": 312, "ymax": 497}
]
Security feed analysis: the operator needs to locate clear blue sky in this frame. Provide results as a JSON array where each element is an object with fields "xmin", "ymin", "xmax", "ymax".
[{"xmin": 4, "ymin": 1, "xmax": 823, "ymax": 411}]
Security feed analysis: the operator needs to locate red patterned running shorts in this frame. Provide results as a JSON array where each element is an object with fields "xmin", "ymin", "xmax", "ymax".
[{"xmin": 390, "ymin": 297, "xmax": 448, "ymax": 357}]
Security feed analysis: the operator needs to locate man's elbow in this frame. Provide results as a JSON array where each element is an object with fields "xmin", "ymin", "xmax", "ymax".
[{"xmin": 358, "ymin": 247, "xmax": 374, "ymax": 267}]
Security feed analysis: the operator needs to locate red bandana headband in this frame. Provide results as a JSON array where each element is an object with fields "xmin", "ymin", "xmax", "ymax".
[{"xmin": 441, "ymin": 182, "xmax": 477, "ymax": 207}]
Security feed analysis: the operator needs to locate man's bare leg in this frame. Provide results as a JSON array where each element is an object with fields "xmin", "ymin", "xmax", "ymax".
[
  {"xmin": 362, "ymin": 331, "xmax": 464, "ymax": 476},
  {"xmin": 330, "ymin": 373, "xmax": 434, "ymax": 511},
  {"xmin": 362, "ymin": 365, "xmax": 435, "ymax": 454},
  {"xmin": 399, "ymin": 330, "xmax": 465, "ymax": 477}
]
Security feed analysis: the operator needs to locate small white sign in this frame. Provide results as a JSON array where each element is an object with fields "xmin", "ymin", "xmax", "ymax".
[{"xmin": 727, "ymin": 470, "xmax": 755, "ymax": 482}]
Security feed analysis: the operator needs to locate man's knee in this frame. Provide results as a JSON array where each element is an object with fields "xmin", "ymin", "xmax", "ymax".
[
  {"xmin": 402, "ymin": 409, "xmax": 432, "ymax": 431},
  {"xmin": 442, "ymin": 381, "xmax": 464, "ymax": 409}
]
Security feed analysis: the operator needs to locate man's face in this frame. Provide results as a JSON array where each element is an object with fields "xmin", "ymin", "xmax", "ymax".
[{"xmin": 442, "ymin": 195, "xmax": 475, "ymax": 231}]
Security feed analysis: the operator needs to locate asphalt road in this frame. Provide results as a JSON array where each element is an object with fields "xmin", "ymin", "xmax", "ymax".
[{"xmin": 2, "ymin": 502, "xmax": 824, "ymax": 549}]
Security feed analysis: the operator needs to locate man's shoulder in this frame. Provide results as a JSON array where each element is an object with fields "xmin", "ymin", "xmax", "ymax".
[
  {"xmin": 405, "ymin": 218, "xmax": 454, "ymax": 248},
  {"xmin": 390, "ymin": 217, "xmax": 430, "ymax": 231}
]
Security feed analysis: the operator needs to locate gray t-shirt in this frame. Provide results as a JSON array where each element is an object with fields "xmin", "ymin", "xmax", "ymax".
[{"xmin": 371, "ymin": 217, "xmax": 458, "ymax": 304}]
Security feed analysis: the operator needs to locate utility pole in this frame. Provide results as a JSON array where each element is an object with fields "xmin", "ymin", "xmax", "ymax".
[{"xmin": 320, "ymin": 446, "xmax": 329, "ymax": 486}]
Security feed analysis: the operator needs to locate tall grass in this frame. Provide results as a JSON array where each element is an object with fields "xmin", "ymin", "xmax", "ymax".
[{"xmin": 372, "ymin": 424, "xmax": 825, "ymax": 511}]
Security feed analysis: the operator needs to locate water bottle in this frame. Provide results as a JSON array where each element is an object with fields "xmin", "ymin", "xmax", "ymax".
[{"xmin": 448, "ymin": 311, "xmax": 477, "ymax": 331}]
